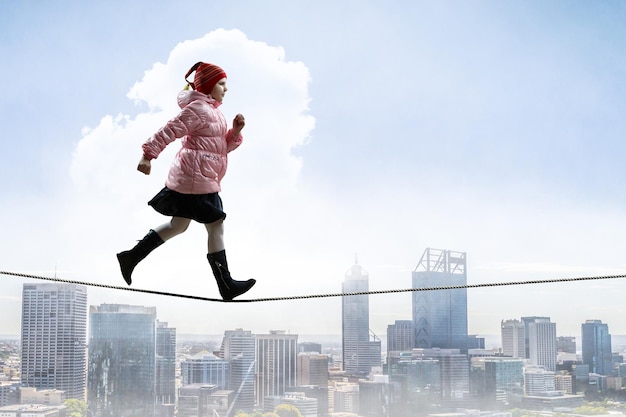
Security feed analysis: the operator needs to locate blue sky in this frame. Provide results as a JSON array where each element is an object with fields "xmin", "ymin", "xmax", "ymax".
[{"xmin": 2, "ymin": 1, "xmax": 626, "ymax": 341}]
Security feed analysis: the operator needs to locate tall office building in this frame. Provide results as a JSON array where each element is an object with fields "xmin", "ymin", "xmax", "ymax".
[
  {"xmin": 297, "ymin": 353, "xmax": 329, "ymax": 386},
  {"xmin": 387, "ymin": 353, "xmax": 440, "ymax": 417},
  {"xmin": 470, "ymin": 357, "xmax": 523, "ymax": 408},
  {"xmin": 220, "ymin": 329, "xmax": 256, "ymax": 414},
  {"xmin": 156, "ymin": 321, "xmax": 177, "ymax": 407},
  {"xmin": 557, "ymin": 336, "xmax": 576, "ymax": 354},
  {"xmin": 87, "ymin": 304, "xmax": 157, "ymax": 417},
  {"xmin": 501, "ymin": 319, "xmax": 525, "ymax": 358},
  {"xmin": 256, "ymin": 330, "xmax": 298, "ymax": 407},
  {"xmin": 331, "ymin": 382, "xmax": 359, "ymax": 413},
  {"xmin": 342, "ymin": 261, "xmax": 381, "ymax": 376},
  {"xmin": 412, "ymin": 248, "xmax": 468, "ymax": 352},
  {"xmin": 521, "ymin": 316, "xmax": 550, "ymax": 359},
  {"xmin": 524, "ymin": 366, "xmax": 555, "ymax": 395},
  {"xmin": 181, "ymin": 351, "xmax": 228, "ymax": 387},
  {"xmin": 359, "ymin": 376, "xmax": 395, "ymax": 417},
  {"xmin": 298, "ymin": 342, "xmax": 322, "ymax": 354},
  {"xmin": 20, "ymin": 283, "xmax": 87, "ymax": 400},
  {"xmin": 387, "ymin": 320, "xmax": 414, "ymax": 358},
  {"xmin": 526, "ymin": 317, "xmax": 557, "ymax": 372},
  {"xmin": 581, "ymin": 320, "xmax": 613, "ymax": 376},
  {"xmin": 417, "ymin": 348, "xmax": 469, "ymax": 404}
]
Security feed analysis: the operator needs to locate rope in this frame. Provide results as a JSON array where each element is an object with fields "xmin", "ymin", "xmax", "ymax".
[{"xmin": 1, "ymin": 269, "xmax": 625, "ymax": 303}]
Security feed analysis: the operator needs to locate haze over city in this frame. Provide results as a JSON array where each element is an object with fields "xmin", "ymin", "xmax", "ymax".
[{"xmin": 2, "ymin": 1, "xmax": 626, "ymax": 339}]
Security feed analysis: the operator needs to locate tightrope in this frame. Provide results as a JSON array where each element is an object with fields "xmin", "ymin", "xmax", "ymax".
[{"xmin": 1, "ymin": 270, "xmax": 625, "ymax": 303}]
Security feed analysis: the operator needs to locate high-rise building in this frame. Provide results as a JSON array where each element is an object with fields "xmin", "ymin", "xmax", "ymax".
[
  {"xmin": 181, "ymin": 352, "xmax": 228, "ymax": 388},
  {"xmin": 387, "ymin": 320, "xmax": 414, "ymax": 358},
  {"xmin": 297, "ymin": 353, "xmax": 329, "ymax": 386},
  {"xmin": 467, "ymin": 335, "xmax": 485, "ymax": 350},
  {"xmin": 359, "ymin": 376, "xmax": 395, "ymax": 417},
  {"xmin": 412, "ymin": 248, "xmax": 468, "ymax": 352},
  {"xmin": 501, "ymin": 319, "xmax": 525, "ymax": 358},
  {"xmin": 156, "ymin": 321, "xmax": 176, "ymax": 409},
  {"xmin": 256, "ymin": 330, "xmax": 298, "ymax": 407},
  {"xmin": 298, "ymin": 342, "xmax": 322, "ymax": 354},
  {"xmin": 526, "ymin": 317, "xmax": 557, "ymax": 372},
  {"xmin": 220, "ymin": 329, "xmax": 256, "ymax": 414},
  {"xmin": 581, "ymin": 320, "xmax": 613, "ymax": 376},
  {"xmin": 87, "ymin": 304, "xmax": 157, "ymax": 417},
  {"xmin": 20, "ymin": 283, "xmax": 87, "ymax": 400},
  {"xmin": 557, "ymin": 336, "xmax": 576, "ymax": 354},
  {"xmin": 330, "ymin": 382, "xmax": 359, "ymax": 414},
  {"xmin": 387, "ymin": 353, "xmax": 440, "ymax": 417},
  {"xmin": 342, "ymin": 261, "xmax": 381, "ymax": 376},
  {"xmin": 416, "ymin": 348, "xmax": 470, "ymax": 405},
  {"xmin": 524, "ymin": 366, "xmax": 555, "ymax": 395},
  {"xmin": 521, "ymin": 316, "xmax": 549, "ymax": 359},
  {"xmin": 555, "ymin": 372, "xmax": 573, "ymax": 394},
  {"xmin": 470, "ymin": 357, "xmax": 523, "ymax": 408}
]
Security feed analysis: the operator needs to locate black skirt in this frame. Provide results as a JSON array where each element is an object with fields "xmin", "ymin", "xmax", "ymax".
[{"xmin": 148, "ymin": 187, "xmax": 226, "ymax": 224}]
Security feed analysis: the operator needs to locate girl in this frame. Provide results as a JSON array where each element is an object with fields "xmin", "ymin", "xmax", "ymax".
[{"xmin": 117, "ymin": 61, "xmax": 255, "ymax": 301}]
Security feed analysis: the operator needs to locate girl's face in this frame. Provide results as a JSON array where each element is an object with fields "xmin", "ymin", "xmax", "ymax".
[{"xmin": 210, "ymin": 78, "xmax": 228, "ymax": 102}]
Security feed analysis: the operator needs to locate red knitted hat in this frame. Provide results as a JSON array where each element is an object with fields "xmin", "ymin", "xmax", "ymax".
[{"xmin": 185, "ymin": 62, "xmax": 227, "ymax": 95}]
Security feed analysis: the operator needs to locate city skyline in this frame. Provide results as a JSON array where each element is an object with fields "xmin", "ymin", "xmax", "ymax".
[
  {"xmin": 5, "ymin": 283, "xmax": 626, "ymax": 416},
  {"xmin": 4, "ymin": 275, "xmax": 626, "ymax": 352},
  {"xmin": 1, "ymin": 254, "xmax": 626, "ymax": 342}
]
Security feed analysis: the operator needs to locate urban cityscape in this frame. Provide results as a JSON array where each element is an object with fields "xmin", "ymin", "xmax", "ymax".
[{"xmin": 1, "ymin": 248, "xmax": 625, "ymax": 417}]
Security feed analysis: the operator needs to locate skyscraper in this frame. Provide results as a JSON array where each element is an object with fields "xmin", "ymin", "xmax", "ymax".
[
  {"xmin": 87, "ymin": 304, "xmax": 157, "ymax": 417},
  {"xmin": 387, "ymin": 353, "xmax": 440, "ymax": 417},
  {"xmin": 181, "ymin": 351, "xmax": 228, "ymax": 387},
  {"xmin": 387, "ymin": 320, "xmax": 414, "ymax": 358},
  {"xmin": 220, "ymin": 329, "xmax": 256, "ymax": 414},
  {"xmin": 417, "ymin": 348, "xmax": 469, "ymax": 404},
  {"xmin": 470, "ymin": 357, "xmax": 523, "ymax": 408},
  {"xmin": 521, "ymin": 316, "xmax": 550, "ymax": 359},
  {"xmin": 526, "ymin": 317, "xmax": 557, "ymax": 372},
  {"xmin": 20, "ymin": 283, "xmax": 87, "ymax": 400},
  {"xmin": 156, "ymin": 321, "xmax": 177, "ymax": 408},
  {"xmin": 342, "ymin": 261, "xmax": 381, "ymax": 376},
  {"xmin": 581, "ymin": 320, "xmax": 613, "ymax": 376},
  {"xmin": 256, "ymin": 330, "xmax": 298, "ymax": 407},
  {"xmin": 412, "ymin": 248, "xmax": 468, "ymax": 352},
  {"xmin": 297, "ymin": 353, "xmax": 329, "ymax": 386},
  {"xmin": 501, "ymin": 319, "xmax": 525, "ymax": 358},
  {"xmin": 557, "ymin": 336, "xmax": 576, "ymax": 354}
]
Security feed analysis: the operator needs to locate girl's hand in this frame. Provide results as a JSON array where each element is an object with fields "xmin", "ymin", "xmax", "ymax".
[
  {"xmin": 232, "ymin": 114, "xmax": 245, "ymax": 134},
  {"xmin": 137, "ymin": 156, "xmax": 151, "ymax": 175}
]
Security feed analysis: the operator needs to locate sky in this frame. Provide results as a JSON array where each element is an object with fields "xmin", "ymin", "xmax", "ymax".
[{"xmin": 1, "ymin": 0, "xmax": 626, "ymax": 342}]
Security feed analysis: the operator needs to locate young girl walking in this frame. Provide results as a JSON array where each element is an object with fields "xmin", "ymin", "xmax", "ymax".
[{"xmin": 117, "ymin": 61, "xmax": 256, "ymax": 301}]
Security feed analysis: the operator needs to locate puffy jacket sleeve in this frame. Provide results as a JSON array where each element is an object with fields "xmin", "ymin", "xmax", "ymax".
[
  {"xmin": 225, "ymin": 129, "xmax": 243, "ymax": 153},
  {"xmin": 142, "ymin": 104, "xmax": 203, "ymax": 160}
]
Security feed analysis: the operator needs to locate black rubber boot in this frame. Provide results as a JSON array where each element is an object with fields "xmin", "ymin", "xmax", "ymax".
[
  {"xmin": 117, "ymin": 229, "xmax": 164, "ymax": 285},
  {"xmin": 207, "ymin": 250, "xmax": 256, "ymax": 301}
]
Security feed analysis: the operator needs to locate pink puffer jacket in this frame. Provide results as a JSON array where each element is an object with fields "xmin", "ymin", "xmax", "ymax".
[{"xmin": 142, "ymin": 90, "xmax": 242, "ymax": 194}]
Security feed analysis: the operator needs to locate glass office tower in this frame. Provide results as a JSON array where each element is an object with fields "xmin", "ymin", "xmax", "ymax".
[
  {"xmin": 412, "ymin": 248, "xmax": 468, "ymax": 352},
  {"xmin": 342, "ymin": 261, "xmax": 381, "ymax": 376},
  {"xmin": 87, "ymin": 304, "xmax": 157, "ymax": 417}
]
